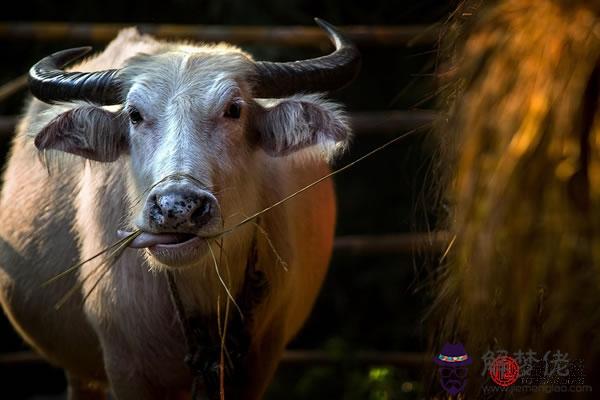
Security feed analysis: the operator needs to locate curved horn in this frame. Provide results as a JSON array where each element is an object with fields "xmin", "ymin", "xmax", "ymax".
[
  {"xmin": 28, "ymin": 47, "xmax": 122, "ymax": 105},
  {"xmin": 253, "ymin": 18, "xmax": 361, "ymax": 98}
]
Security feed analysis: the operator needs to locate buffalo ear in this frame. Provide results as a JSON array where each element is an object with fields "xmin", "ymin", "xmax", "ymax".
[
  {"xmin": 252, "ymin": 95, "xmax": 350, "ymax": 158},
  {"xmin": 34, "ymin": 106, "xmax": 128, "ymax": 162}
]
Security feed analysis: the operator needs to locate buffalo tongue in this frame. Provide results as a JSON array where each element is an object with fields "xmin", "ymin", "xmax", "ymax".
[{"xmin": 117, "ymin": 230, "xmax": 195, "ymax": 248}]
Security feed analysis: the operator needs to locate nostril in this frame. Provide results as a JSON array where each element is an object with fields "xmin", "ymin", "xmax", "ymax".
[
  {"xmin": 149, "ymin": 203, "xmax": 165, "ymax": 225},
  {"xmin": 190, "ymin": 197, "xmax": 212, "ymax": 225}
]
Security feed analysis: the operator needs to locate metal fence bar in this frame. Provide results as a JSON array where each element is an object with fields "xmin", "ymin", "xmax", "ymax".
[
  {"xmin": 350, "ymin": 110, "xmax": 437, "ymax": 135},
  {"xmin": 0, "ymin": 111, "xmax": 437, "ymax": 139},
  {"xmin": 0, "ymin": 74, "xmax": 27, "ymax": 103},
  {"xmin": 0, "ymin": 350, "xmax": 429, "ymax": 367},
  {"xmin": 0, "ymin": 351, "xmax": 45, "ymax": 365},
  {"xmin": 0, "ymin": 22, "xmax": 438, "ymax": 47},
  {"xmin": 335, "ymin": 232, "xmax": 449, "ymax": 255}
]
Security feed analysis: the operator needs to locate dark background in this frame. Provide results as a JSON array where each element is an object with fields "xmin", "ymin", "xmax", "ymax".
[{"xmin": 0, "ymin": 1, "xmax": 452, "ymax": 398}]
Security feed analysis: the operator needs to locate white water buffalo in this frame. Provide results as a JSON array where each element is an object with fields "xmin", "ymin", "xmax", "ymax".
[{"xmin": 0, "ymin": 19, "xmax": 359, "ymax": 399}]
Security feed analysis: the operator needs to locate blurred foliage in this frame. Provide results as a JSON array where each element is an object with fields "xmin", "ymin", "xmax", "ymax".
[
  {"xmin": 269, "ymin": 363, "xmax": 423, "ymax": 400},
  {"xmin": 0, "ymin": 0, "xmax": 453, "ymax": 398}
]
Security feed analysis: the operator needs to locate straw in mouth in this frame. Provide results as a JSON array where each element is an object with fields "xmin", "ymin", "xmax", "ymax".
[{"xmin": 117, "ymin": 230, "xmax": 198, "ymax": 248}]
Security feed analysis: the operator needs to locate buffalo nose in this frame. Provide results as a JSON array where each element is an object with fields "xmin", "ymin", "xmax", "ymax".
[{"xmin": 148, "ymin": 189, "xmax": 217, "ymax": 232}]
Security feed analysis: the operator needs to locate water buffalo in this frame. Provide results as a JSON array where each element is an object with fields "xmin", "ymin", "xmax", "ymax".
[{"xmin": 0, "ymin": 19, "xmax": 360, "ymax": 399}]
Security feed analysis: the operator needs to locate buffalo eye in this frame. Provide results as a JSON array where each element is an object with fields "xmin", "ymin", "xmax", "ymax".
[
  {"xmin": 128, "ymin": 107, "xmax": 143, "ymax": 125},
  {"xmin": 224, "ymin": 102, "xmax": 241, "ymax": 119}
]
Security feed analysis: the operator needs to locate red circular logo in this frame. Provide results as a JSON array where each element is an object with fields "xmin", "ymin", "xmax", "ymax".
[{"xmin": 489, "ymin": 356, "xmax": 520, "ymax": 387}]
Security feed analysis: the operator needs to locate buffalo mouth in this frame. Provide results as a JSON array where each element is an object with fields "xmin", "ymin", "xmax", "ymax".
[
  {"xmin": 117, "ymin": 230, "xmax": 208, "ymax": 267},
  {"xmin": 118, "ymin": 230, "xmax": 200, "ymax": 248}
]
